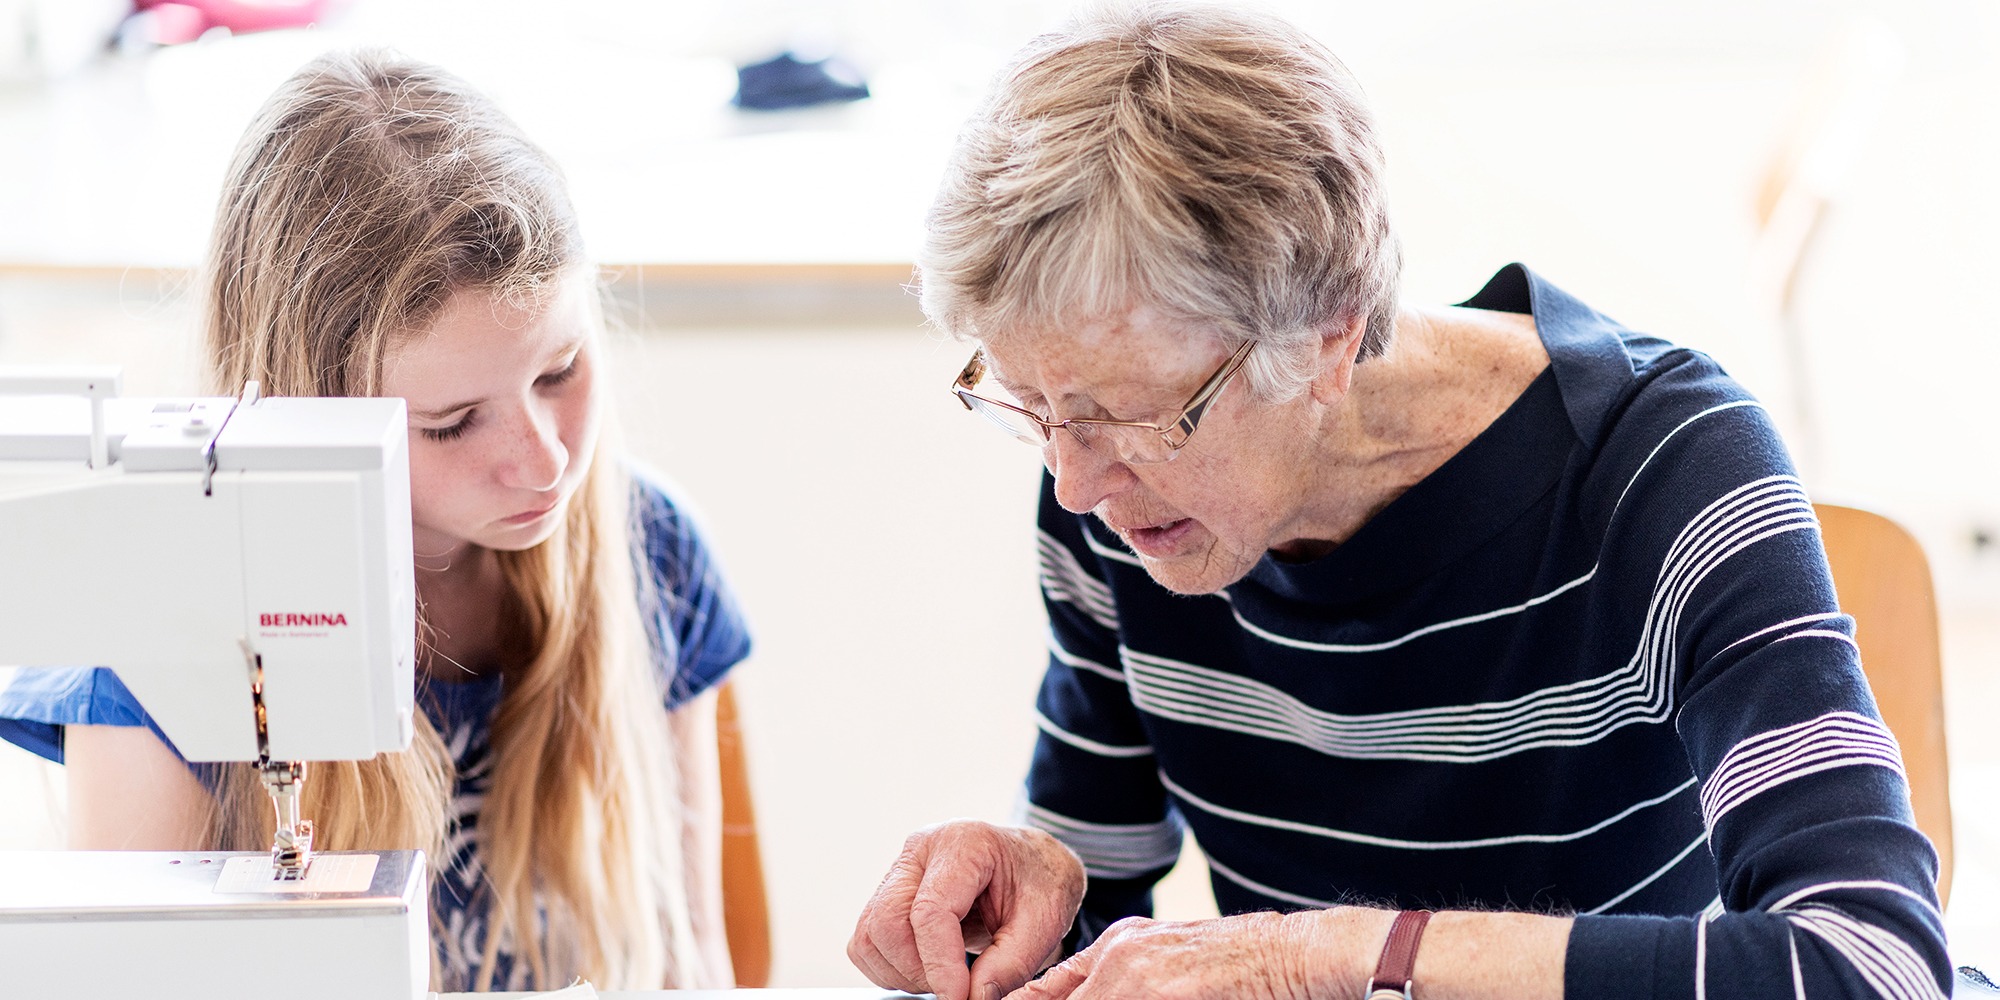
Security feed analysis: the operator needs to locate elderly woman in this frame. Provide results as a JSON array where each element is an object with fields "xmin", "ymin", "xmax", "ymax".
[{"xmin": 846, "ymin": 5, "xmax": 1950, "ymax": 1000}]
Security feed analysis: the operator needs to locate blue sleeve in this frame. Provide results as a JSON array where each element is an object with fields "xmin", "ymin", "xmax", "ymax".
[
  {"xmin": 1565, "ymin": 353, "xmax": 1949, "ymax": 999},
  {"xmin": 0, "ymin": 666, "xmax": 166, "ymax": 764},
  {"xmin": 630, "ymin": 467, "xmax": 754, "ymax": 709}
]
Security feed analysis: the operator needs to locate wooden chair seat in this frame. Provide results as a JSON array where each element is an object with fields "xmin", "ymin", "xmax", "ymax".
[{"xmin": 1816, "ymin": 503, "xmax": 1952, "ymax": 906}]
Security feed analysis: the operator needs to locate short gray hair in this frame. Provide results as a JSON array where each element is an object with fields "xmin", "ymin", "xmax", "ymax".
[{"xmin": 919, "ymin": 2, "xmax": 1401, "ymax": 400}]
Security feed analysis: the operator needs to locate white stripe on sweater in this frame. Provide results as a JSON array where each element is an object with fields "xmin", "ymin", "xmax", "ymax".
[
  {"xmin": 1039, "ymin": 530, "xmax": 1118, "ymax": 631},
  {"xmin": 1048, "ymin": 630, "xmax": 1124, "ymax": 682},
  {"xmin": 1699, "ymin": 712, "xmax": 1904, "ymax": 833},
  {"xmin": 1713, "ymin": 611, "xmax": 1846, "ymax": 659},
  {"xmin": 1203, "ymin": 852, "xmax": 1337, "ymax": 909},
  {"xmin": 1775, "ymin": 628, "xmax": 1862, "ymax": 648},
  {"xmin": 1160, "ymin": 770, "xmax": 1696, "ymax": 851},
  {"xmin": 1114, "ymin": 476, "xmax": 1816, "ymax": 762},
  {"xmin": 1214, "ymin": 399, "xmax": 1768, "ymax": 655},
  {"xmin": 1021, "ymin": 802, "xmax": 1183, "ymax": 878},
  {"xmin": 1695, "ymin": 893, "xmax": 1725, "ymax": 1000},
  {"xmin": 1585, "ymin": 831, "xmax": 1708, "ymax": 914},
  {"xmin": 1083, "ymin": 528, "xmax": 1144, "ymax": 568},
  {"xmin": 1790, "ymin": 931, "xmax": 1807, "ymax": 1000},
  {"xmin": 1613, "ymin": 400, "xmax": 1768, "ymax": 513},
  {"xmin": 1034, "ymin": 710, "xmax": 1153, "ymax": 758},
  {"xmin": 1218, "ymin": 569, "xmax": 1598, "ymax": 654},
  {"xmin": 1786, "ymin": 905, "xmax": 1946, "ymax": 1000},
  {"xmin": 1768, "ymin": 880, "xmax": 1939, "ymax": 919}
]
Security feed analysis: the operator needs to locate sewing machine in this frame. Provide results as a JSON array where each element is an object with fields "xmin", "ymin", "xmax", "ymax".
[{"xmin": 0, "ymin": 366, "xmax": 427, "ymax": 1000}]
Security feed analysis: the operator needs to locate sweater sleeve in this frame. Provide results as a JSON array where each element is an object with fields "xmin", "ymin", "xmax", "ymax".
[
  {"xmin": 1020, "ymin": 472, "xmax": 1185, "ymax": 953},
  {"xmin": 1565, "ymin": 355, "xmax": 1950, "ymax": 1000}
]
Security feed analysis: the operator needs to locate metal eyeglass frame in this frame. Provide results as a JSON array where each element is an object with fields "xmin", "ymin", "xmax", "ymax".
[{"xmin": 950, "ymin": 338, "xmax": 1256, "ymax": 464}]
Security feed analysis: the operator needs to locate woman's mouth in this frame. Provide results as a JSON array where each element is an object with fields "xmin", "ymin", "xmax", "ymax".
[{"xmin": 1124, "ymin": 517, "xmax": 1196, "ymax": 558}]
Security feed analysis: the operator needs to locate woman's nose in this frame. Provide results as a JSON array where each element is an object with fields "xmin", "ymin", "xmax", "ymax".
[
  {"xmin": 501, "ymin": 402, "xmax": 567, "ymax": 492},
  {"xmin": 1048, "ymin": 430, "xmax": 1132, "ymax": 515}
]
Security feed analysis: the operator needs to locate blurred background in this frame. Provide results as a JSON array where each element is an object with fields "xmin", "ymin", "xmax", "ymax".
[{"xmin": 0, "ymin": 0, "xmax": 1994, "ymax": 981}]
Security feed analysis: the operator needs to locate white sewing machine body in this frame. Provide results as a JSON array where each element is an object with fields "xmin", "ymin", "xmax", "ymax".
[
  {"xmin": 0, "ymin": 369, "xmax": 416, "ymax": 762},
  {"xmin": 0, "ymin": 367, "xmax": 427, "ymax": 1000},
  {"xmin": 0, "ymin": 850, "xmax": 428, "ymax": 1000}
]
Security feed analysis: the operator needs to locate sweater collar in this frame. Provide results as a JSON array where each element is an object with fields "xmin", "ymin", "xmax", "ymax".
[{"xmin": 1238, "ymin": 264, "xmax": 1626, "ymax": 605}]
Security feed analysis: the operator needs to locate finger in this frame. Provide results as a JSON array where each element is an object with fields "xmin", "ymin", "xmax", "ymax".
[
  {"xmin": 910, "ymin": 895, "xmax": 975, "ymax": 1000},
  {"xmin": 847, "ymin": 929, "xmax": 923, "ymax": 994},
  {"xmin": 871, "ymin": 901, "xmax": 933, "ymax": 987},
  {"xmin": 852, "ymin": 847, "xmax": 941, "ymax": 988},
  {"xmin": 1003, "ymin": 946, "xmax": 1096, "ymax": 1000},
  {"xmin": 910, "ymin": 850, "xmax": 996, "ymax": 1000},
  {"xmin": 880, "ymin": 844, "xmax": 964, "ymax": 984},
  {"xmin": 965, "ymin": 895, "xmax": 1079, "ymax": 997},
  {"xmin": 961, "ymin": 908, "xmax": 996, "ymax": 954}
]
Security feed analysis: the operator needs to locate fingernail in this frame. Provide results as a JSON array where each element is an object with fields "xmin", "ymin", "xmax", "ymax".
[{"xmin": 981, "ymin": 984, "xmax": 1002, "ymax": 1000}]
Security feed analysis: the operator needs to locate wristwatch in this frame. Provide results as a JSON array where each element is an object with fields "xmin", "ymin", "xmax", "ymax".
[{"xmin": 1365, "ymin": 910, "xmax": 1433, "ymax": 1000}]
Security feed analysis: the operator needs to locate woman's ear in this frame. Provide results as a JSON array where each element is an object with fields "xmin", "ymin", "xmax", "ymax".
[{"xmin": 1309, "ymin": 314, "xmax": 1369, "ymax": 402}]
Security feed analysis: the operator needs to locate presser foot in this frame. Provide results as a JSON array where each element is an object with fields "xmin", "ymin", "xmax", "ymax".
[
  {"xmin": 244, "ymin": 638, "xmax": 315, "ymax": 879},
  {"xmin": 259, "ymin": 759, "xmax": 314, "ymax": 879},
  {"xmin": 269, "ymin": 818, "xmax": 315, "ymax": 879}
]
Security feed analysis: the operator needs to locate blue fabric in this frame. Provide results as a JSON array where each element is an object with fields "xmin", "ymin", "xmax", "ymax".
[
  {"xmin": 0, "ymin": 467, "xmax": 751, "ymax": 991},
  {"xmin": 1025, "ymin": 265, "xmax": 1950, "ymax": 999}
]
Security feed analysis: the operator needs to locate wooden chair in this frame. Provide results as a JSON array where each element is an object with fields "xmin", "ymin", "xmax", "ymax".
[
  {"xmin": 1815, "ymin": 503, "xmax": 1953, "ymax": 907},
  {"xmin": 717, "ymin": 680, "xmax": 772, "ymax": 986}
]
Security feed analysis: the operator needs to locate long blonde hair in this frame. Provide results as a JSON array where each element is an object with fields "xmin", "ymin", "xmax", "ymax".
[{"xmin": 201, "ymin": 49, "xmax": 700, "ymax": 991}]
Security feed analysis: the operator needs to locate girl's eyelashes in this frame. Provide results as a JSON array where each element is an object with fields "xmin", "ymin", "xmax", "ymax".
[
  {"xmin": 418, "ymin": 354, "xmax": 576, "ymax": 442},
  {"xmin": 422, "ymin": 411, "xmax": 477, "ymax": 442},
  {"xmin": 536, "ymin": 356, "xmax": 581, "ymax": 388}
]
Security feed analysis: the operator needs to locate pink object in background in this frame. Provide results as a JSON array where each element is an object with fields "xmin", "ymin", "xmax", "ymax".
[{"xmin": 133, "ymin": 0, "xmax": 336, "ymax": 44}]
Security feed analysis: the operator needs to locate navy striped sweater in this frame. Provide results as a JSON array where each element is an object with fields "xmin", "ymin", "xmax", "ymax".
[{"xmin": 1023, "ymin": 265, "xmax": 1950, "ymax": 999}]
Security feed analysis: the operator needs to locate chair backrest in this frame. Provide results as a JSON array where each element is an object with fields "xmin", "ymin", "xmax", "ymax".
[
  {"xmin": 717, "ymin": 679, "xmax": 773, "ymax": 986},
  {"xmin": 1815, "ymin": 503, "xmax": 1953, "ymax": 907}
]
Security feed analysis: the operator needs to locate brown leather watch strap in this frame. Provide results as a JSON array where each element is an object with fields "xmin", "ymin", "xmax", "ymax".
[{"xmin": 1365, "ymin": 909, "xmax": 1434, "ymax": 1000}]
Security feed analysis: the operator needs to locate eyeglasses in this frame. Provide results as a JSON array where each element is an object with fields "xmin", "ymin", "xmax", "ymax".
[{"xmin": 950, "ymin": 339, "xmax": 1255, "ymax": 464}]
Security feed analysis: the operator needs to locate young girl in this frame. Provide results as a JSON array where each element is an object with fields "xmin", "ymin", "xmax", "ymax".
[{"xmin": 0, "ymin": 50, "xmax": 749, "ymax": 991}]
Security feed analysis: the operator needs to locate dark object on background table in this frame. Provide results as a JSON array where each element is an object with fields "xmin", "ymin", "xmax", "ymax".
[
  {"xmin": 1962, "ymin": 966, "xmax": 2000, "ymax": 995},
  {"xmin": 733, "ymin": 51, "xmax": 870, "ymax": 111}
]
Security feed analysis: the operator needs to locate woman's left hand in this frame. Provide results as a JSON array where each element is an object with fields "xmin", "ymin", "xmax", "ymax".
[{"xmin": 1004, "ymin": 909, "xmax": 1383, "ymax": 1000}]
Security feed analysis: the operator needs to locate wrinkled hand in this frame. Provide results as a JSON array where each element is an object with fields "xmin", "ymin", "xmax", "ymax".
[
  {"xmin": 848, "ymin": 820, "xmax": 1086, "ymax": 1000},
  {"xmin": 1005, "ymin": 912, "xmax": 1332, "ymax": 1000}
]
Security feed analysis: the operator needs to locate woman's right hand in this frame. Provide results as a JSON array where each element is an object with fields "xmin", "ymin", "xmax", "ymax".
[{"xmin": 847, "ymin": 819, "xmax": 1086, "ymax": 1000}]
